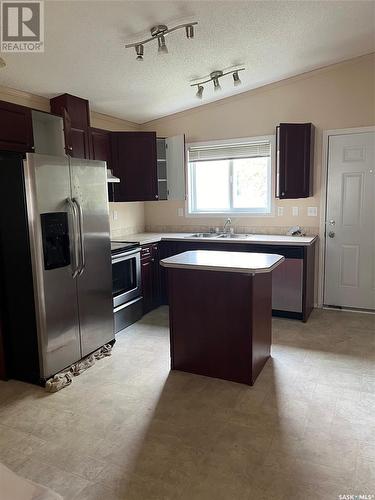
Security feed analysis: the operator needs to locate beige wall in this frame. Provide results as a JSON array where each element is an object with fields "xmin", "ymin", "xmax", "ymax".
[
  {"xmin": 0, "ymin": 85, "xmax": 144, "ymax": 237},
  {"xmin": 142, "ymin": 54, "xmax": 375, "ymax": 236},
  {"xmin": 1, "ymin": 53, "xmax": 374, "ymax": 241}
]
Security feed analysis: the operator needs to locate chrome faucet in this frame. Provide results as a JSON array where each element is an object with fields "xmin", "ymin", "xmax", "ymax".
[{"xmin": 223, "ymin": 217, "xmax": 232, "ymax": 234}]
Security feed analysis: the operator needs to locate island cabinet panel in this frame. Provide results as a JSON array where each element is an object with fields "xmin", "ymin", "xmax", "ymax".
[
  {"xmin": 0, "ymin": 100, "xmax": 34, "ymax": 152},
  {"xmin": 167, "ymin": 268, "xmax": 272, "ymax": 385},
  {"xmin": 141, "ymin": 243, "xmax": 161, "ymax": 314},
  {"xmin": 276, "ymin": 123, "xmax": 314, "ymax": 199},
  {"xmin": 110, "ymin": 132, "xmax": 158, "ymax": 202},
  {"xmin": 50, "ymin": 94, "xmax": 91, "ymax": 159},
  {"xmin": 159, "ymin": 240, "xmax": 315, "ymax": 322}
]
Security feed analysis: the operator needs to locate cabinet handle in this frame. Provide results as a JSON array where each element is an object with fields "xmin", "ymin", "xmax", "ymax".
[
  {"xmin": 151, "ymin": 258, "xmax": 155, "ymax": 262},
  {"xmin": 155, "ymin": 194, "xmax": 159, "ymax": 199},
  {"xmin": 68, "ymin": 145, "xmax": 73, "ymax": 151},
  {"xmin": 281, "ymin": 191, "xmax": 285, "ymax": 196}
]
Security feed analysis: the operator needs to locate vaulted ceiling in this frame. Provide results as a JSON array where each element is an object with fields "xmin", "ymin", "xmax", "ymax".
[{"xmin": 0, "ymin": 0, "xmax": 374, "ymax": 123}]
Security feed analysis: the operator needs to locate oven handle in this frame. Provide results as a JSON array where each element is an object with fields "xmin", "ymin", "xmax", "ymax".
[
  {"xmin": 111, "ymin": 248, "xmax": 141, "ymax": 263},
  {"xmin": 114, "ymin": 296, "xmax": 143, "ymax": 313}
]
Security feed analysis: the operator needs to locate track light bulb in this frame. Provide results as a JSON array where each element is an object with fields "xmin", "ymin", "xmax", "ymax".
[
  {"xmin": 135, "ymin": 44, "xmax": 144, "ymax": 61},
  {"xmin": 196, "ymin": 85, "xmax": 204, "ymax": 99},
  {"xmin": 185, "ymin": 25, "xmax": 194, "ymax": 39},
  {"xmin": 213, "ymin": 77, "xmax": 221, "ymax": 91},
  {"xmin": 158, "ymin": 35, "xmax": 168, "ymax": 54},
  {"xmin": 233, "ymin": 71, "xmax": 241, "ymax": 86}
]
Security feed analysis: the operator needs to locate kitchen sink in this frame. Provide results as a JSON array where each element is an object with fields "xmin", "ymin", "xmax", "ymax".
[
  {"xmin": 217, "ymin": 233, "xmax": 248, "ymax": 239},
  {"xmin": 187, "ymin": 233, "xmax": 218, "ymax": 238}
]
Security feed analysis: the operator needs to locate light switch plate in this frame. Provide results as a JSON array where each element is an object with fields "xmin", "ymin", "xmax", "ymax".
[
  {"xmin": 177, "ymin": 207, "xmax": 184, "ymax": 217},
  {"xmin": 307, "ymin": 206, "xmax": 318, "ymax": 217},
  {"xmin": 277, "ymin": 207, "xmax": 284, "ymax": 216}
]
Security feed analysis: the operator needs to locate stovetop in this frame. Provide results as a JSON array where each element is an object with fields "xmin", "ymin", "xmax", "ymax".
[{"xmin": 110, "ymin": 240, "xmax": 140, "ymax": 254}]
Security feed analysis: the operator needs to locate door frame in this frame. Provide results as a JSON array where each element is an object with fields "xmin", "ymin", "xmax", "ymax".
[{"xmin": 318, "ymin": 126, "xmax": 375, "ymax": 307}]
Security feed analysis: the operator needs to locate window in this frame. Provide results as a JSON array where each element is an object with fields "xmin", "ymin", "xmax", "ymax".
[{"xmin": 188, "ymin": 137, "xmax": 273, "ymax": 215}]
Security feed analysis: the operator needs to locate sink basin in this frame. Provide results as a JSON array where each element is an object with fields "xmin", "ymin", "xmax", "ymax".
[
  {"xmin": 217, "ymin": 233, "xmax": 247, "ymax": 239},
  {"xmin": 187, "ymin": 233, "xmax": 218, "ymax": 238}
]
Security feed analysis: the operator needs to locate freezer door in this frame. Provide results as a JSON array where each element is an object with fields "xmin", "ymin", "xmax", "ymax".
[
  {"xmin": 70, "ymin": 158, "xmax": 114, "ymax": 356},
  {"xmin": 24, "ymin": 154, "xmax": 81, "ymax": 378}
]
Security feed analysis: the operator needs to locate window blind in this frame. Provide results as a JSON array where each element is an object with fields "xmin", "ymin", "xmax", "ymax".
[{"xmin": 188, "ymin": 140, "xmax": 271, "ymax": 162}]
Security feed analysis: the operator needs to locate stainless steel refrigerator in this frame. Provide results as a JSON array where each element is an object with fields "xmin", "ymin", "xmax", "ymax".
[{"xmin": 0, "ymin": 153, "xmax": 114, "ymax": 384}]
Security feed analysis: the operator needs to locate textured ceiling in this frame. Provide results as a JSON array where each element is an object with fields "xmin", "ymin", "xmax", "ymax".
[{"xmin": 0, "ymin": 0, "xmax": 374, "ymax": 123}]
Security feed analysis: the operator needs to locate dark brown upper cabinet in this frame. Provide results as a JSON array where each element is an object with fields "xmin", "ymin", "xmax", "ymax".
[
  {"xmin": 276, "ymin": 123, "xmax": 314, "ymax": 199},
  {"xmin": 0, "ymin": 100, "xmax": 34, "ymax": 153},
  {"xmin": 110, "ymin": 131, "xmax": 158, "ymax": 202},
  {"xmin": 50, "ymin": 93, "xmax": 90, "ymax": 159},
  {"xmin": 89, "ymin": 127, "xmax": 111, "ymax": 163}
]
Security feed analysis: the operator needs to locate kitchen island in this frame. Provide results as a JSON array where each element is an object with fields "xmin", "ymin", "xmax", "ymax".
[{"xmin": 161, "ymin": 250, "xmax": 284, "ymax": 385}]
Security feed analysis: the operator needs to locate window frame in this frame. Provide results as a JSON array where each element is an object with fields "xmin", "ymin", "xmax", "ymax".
[{"xmin": 186, "ymin": 135, "xmax": 276, "ymax": 217}]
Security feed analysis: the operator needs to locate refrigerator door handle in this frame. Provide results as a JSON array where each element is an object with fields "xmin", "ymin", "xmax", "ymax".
[
  {"xmin": 66, "ymin": 197, "xmax": 80, "ymax": 278},
  {"xmin": 73, "ymin": 198, "xmax": 86, "ymax": 276}
]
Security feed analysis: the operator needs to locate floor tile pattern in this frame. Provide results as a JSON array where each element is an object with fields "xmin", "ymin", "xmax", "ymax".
[{"xmin": 0, "ymin": 307, "xmax": 374, "ymax": 499}]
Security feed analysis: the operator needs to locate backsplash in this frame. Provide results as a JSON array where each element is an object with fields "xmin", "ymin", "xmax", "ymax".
[
  {"xmin": 145, "ymin": 224, "xmax": 319, "ymax": 236},
  {"xmin": 109, "ymin": 202, "xmax": 145, "ymax": 238}
]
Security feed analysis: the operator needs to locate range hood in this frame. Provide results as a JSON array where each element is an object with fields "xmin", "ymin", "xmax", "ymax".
[{"xmin": 107, "ymin": 169, "xmax": 120, "ymax": 183}]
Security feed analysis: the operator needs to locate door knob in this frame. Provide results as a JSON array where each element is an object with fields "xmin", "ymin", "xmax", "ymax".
[
  {"xmin": 329, "ymin": 219, "xmax": 335, "ymax": 226},
  {"xmin": 328, "ymin": 231, "xmax": 335, "ymax": 238}
]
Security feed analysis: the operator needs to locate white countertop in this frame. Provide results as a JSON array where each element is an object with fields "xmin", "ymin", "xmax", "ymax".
[
  {"xmin": 160, "ymin": 250, "xmax": 285, "ymax": 274},
  {"xmin": 114, "ymin": 232, "xmax": 318, "ymax": 247}
]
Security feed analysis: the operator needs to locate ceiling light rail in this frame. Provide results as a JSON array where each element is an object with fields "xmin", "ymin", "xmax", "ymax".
[
  {"xmin": 126, "ymin": 22, "xmax": 198, "ymax": 60},
  {"xmin": 191, "ymin": 68, "xmax": 245, "ymax": 99}
]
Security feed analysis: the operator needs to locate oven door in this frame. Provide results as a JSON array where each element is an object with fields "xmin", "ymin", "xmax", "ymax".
[{"xmin": 112, "ymin": 248, "xmax": 141, "ymax": 308}]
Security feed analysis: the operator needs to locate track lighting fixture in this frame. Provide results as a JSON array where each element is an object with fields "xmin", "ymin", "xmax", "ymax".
[
  {"xmin": 135, "ymin": 44, "xmax": 144, "ymax": 61},
  {"xmin": 233, "ymin": 70, "xmax": 241, "ymax": 86},
  {"xmin": 0, "ymin": 57, "xmax": 6, "ymax": 68},
  {"xmin": 126, "ymin": 21, "xmax": 198, "ymax": 60},
  {"xmin": 185, "ymin": 25, "xmax": 194, "ymax": 39},
  {"xmin": 190, "ymin": 68, "xmax": 245, "ymax": 99},
  {"xmin": 196, "ymin": 85, "xmax": 204, "ymax": 99},
  {"xmin": 157, "ymin": 34, "xmax": 168, "ymax": 54},
  {"xmin": 211, "ymin": 71, "xmax": 222, "ymax": 91}
]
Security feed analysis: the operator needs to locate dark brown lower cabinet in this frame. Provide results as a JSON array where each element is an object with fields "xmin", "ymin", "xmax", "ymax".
[
  {"xmin": 158, "ymin": 240, "xmax": 316, "ymax": 322},
  {"xmin": 141, "ymin": 243, "xmax": 161, "ymax": 314}
]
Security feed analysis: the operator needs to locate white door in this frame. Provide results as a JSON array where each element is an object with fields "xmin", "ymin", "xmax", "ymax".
[{"xmin": 324, "ymin": 131, "xmax": 375, "ymax": 310}]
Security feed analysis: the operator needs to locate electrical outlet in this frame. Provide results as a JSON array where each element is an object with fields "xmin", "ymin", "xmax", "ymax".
[
  {"xmin": 292, "ymin": 207, "xmax": 299, "ymax": 216},
  {"xmin": 113, "ymin": 210, "xmax": 118, "ymax": 221},
  {"xmin": 177, "ymin": 207, "xmax": 184, "ymax": 217},
  {"xmin": 307, "ymin": 206, "xmax": 318, "ymax": 217},
  {"xmin": 277, "ymin": 207, "xmax": 284, "ymax": 216}
]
